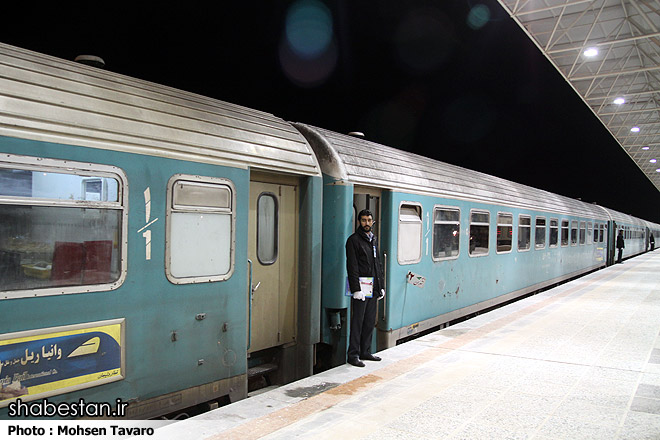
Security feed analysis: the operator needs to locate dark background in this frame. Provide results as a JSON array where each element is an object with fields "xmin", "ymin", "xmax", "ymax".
[{"xmin": 2, "ymin": 1, "xmax": 659, "ymax": 222}]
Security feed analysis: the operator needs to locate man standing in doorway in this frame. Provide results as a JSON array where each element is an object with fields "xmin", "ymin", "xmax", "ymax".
[
  {"xmin": 346, "ymin": 209, "xmax": 385, "ymax": 367},
  {"xmin": 616, "ymin": 229, "xmax": 625, "ymax": 263}
]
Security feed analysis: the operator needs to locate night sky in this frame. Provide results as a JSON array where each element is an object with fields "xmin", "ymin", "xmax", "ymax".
[{"xmin": 2, "ymin": 1, "xmax": 659, "ymax": 222}]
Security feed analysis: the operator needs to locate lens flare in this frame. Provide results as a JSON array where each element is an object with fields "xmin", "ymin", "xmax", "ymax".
[
  {"xmin": 280, "ymin": 0, "xmax": 337, "ymax": 87},
  {"xmin": 467, "ymin": 4, "xmax": 490, "ymax": 30},
  {"xmin": 285, "ymin": 0, "xmax": 333, "ymax": 59}
]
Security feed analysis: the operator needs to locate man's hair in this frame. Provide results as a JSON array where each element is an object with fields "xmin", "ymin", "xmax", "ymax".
[{"xmin": 357, "ymin": 209, "xmax": 373, "ymax": 221}]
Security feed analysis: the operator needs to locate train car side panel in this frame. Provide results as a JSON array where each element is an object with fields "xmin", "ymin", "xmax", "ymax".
[
  {"xmin": 377, "ymin": 191, "xmax": 606, "ymax": 347},
  {"xmin": 0, "ymin": 138, "xmax": 250, "ymax": 417}
]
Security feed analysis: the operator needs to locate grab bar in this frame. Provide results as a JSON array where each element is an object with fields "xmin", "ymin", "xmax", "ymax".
[
  {"xmin": 382, "ymin": 253, "xmax": 387, "ymax": 321},
  {"xmin": 247, "ymin": 259, "xmax": 253, "ymax": 350}
]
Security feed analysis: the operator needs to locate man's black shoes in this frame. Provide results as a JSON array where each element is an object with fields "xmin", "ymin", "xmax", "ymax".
[
  {"xmin": 348, "ymin": 354, "xmax": 382, "ymax": 366},
  {"xmin": 348, "ymin": 358, "xmax": 365, "ymax": 367}
]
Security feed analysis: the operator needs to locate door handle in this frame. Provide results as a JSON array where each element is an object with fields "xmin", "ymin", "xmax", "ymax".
[{"xmin": 252, "ymin": 281, "xmax": 261, "ymax": 294}]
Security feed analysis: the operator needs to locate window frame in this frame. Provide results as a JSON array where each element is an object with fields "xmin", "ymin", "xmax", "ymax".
[
  {"xmin": 496, "ymin": 212, "xmax": 513, "ymax": 254},
  {"xmin": 469, "ymin": 209, "xmax": 490, "ymax": 258},
  {"xmin": 593, "ymin": 223, "xmax": 599, "ymax": 243},
  {"xmin": 535, "ymin": 216, "xmax": 547, "ymax": 250},
  {"xmin": 431, "ymin": 205, "xmax": 461, "ymax": 262},
  {"xmin": 570, "ymin": 220, "xmax": 579, "ymax": 246},
  {"xmin": 579, "ymin": 221, "xmax": 586, "ymax": 245},
  {"xmin": 561, "ymin": 220, "xmax": 570, "ymax": 247},
  {"xmin": 165, "ymin": 174, "xmax": 236, "ymax": 284},
  {"xmin": 397, "ymin": 202, "xmax": 423, "ymax": 265},
  {"xmin": 256, "ymin": 192, "xmax": 279, "ymax": 266},
  {"xmin": 0, "ymin": 154, "xmax": 128, "ymax": 300},
  {"xmin": 549, "ymin": 218, "xmax": 559, "ymax": 248},
  {"xmin": 517, "ymin": 214, "xmax": 532, "ymax": 252}
]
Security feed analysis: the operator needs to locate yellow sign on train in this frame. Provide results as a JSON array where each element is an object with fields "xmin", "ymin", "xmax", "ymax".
[{"xmin": 0, "ymin": 319, "xmax": 124, "ymax": 407}]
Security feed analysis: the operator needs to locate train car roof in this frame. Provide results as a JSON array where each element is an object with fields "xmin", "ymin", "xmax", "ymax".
[
  {"xmin": 294, "ymin": 122, "xmax": 609, "ymax": 219},
  {"xmin": 599, "ymin": 206, "xmax": 651, "ymax": 228},
  {"xmin": 0, "ymin": 43, "xmax": 320, "ymax": 177}
]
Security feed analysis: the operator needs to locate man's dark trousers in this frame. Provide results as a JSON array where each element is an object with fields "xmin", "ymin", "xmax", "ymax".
[{"xmin": 348, "ymin": 294, "xmax": 378, "ymax": 360}]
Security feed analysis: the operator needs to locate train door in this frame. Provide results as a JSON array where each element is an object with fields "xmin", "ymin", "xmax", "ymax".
[
  {"xmin": 352, "ymin": 187, "xmax": 382, "ymax": 348},
  {"xmin": 607, "ymin": 221, "xmax": 616, "ymax": 266},
  {"xmin": 248, "ymin": 176, "xmax": 298, "ymax": 353}
]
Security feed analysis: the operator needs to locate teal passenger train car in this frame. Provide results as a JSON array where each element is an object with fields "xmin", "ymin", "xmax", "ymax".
[
  {"xmin": 0, "ymin": 43, "xmax": 322, "ymax": 418},
  {"xmin": 294, "ymin": 124, "xmax": 660, "ymax": 366}
]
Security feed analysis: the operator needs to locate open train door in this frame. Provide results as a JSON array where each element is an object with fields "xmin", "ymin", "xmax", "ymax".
[
  {"xmin": 607, "ymin": 221, "xmax": 617, "ymax": 266},
  {"xmin": 247, "ymin": 174, "xmax": 298, "ymax": 357},
  {"xmin": 352, "ymin": 187, "xmax": 381, "ymax": 354}
]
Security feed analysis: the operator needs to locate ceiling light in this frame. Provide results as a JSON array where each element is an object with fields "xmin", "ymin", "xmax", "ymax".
[
  {"xmin": 651, "ymin": 159, "xmax": 657, "ymax": 163},
  {"xmin": 613, "ymin": 98, "xmax": 625, "ymax": 105},
  {"xmin": 631, "ymin": 126, "xmax": 640, "ymax": 132},
  {"xmin": 584, "ymin": 48, "xmax": 598, "ymax": 57},
  {"xmin": 642, "ymin": 146, "xmax": 650, "ymax": 150}
]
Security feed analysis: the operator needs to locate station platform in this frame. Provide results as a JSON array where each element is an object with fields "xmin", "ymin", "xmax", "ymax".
[{"xmin": 156, "ymin": 251, "xmax": 660, "ymax": 440}]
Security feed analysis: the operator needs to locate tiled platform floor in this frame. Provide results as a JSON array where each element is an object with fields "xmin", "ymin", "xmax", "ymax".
[{"xmin": 157, "ymin": 250, "xmax": 660, "ymax": 439}]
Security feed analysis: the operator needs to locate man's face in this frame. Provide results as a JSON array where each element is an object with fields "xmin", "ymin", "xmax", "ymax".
[{"xmin": 359, "ymin": 215, "xmax": 374, "ymax": 233}]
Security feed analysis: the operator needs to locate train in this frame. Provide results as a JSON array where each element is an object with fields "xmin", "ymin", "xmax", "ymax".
[{"xmin": 1, "ymin": 43, "xmax": 659, "ymax": 419}]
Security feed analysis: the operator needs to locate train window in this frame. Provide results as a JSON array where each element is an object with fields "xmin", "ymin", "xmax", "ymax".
[
  {"xmin": 257, "ymin": 193, "xmax": 278, "ymax": 265},
  {"xmin": 579, "ymin": 221, "xmax": 586, "ymax": 245},
  {"xmin": 561, "ymin": 220, "xmax": 569, "ymax": 246},
  {"xmin": 0, "ymin": 158, "xmax": 127, "ymax": 299},
  {"xmin": 432, "ymin": 207, "xmax": 460, "ymax": 261},
  {"xmin": 587, "ymin": 222, "xmax": 593, "ymax": 244},
  {"xmin": 496, "ymin": 213, "xmax": 513, "ymax": 253},
  {"xmin": 570, "ymin": 221, "xmax": 578, "ymax": 246},
  {"xmin": 535, "ymin": 217, "xmax": 546, "ymax": 249},
  {"xmin": 173, "ymin": 182, "xmax": 230, "ymax": 209},
  {"xmin": 166, "ymin": 176, "xmax": 235, "ymax": 283},
  {"xmin": 398, "ymin": 203, "xmax": 422, "ymax": 264},
  {"xmin": 549, "ymin": 218, "xmax": 559, "ymax": 247},
  {"xmin": 593, "ymin": 223, "xmax": 599, "ymax": 243},
  {"xmin": 600, "ymin": 224, "xmax": 605, "ymax": 243},
  {"xmin": 469, "ymin": 210, "xmax": 490, "ymax": 257},
  {"xmin": 518, "ymin": 215, "xmax": 531, "ymax": 251}
]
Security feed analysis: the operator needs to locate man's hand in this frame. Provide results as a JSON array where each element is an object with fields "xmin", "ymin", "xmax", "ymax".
[{"xmin": 352, "ymin": 291, "xmax": 366, "ymax": 301}]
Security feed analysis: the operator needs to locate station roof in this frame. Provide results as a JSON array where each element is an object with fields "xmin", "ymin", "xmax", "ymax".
[{"xmin": 497, "ymin": 0, "xmax": 660, "ymax": 192}]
